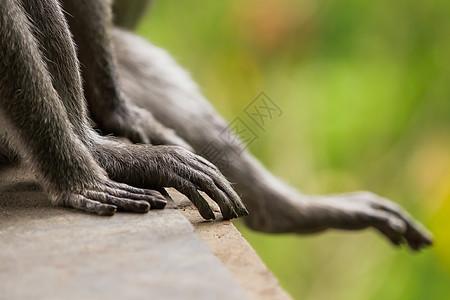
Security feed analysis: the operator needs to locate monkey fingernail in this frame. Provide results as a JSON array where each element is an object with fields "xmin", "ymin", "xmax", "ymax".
[
  {"xmin": 98, "ymin": 205, "xmax": 117, "ymax": 216},
  {"xmin": 241, "ymin": 207, "xmax": 249, "ymax": 216},
  {"xmin": 150, "ymin": 198, "xmax": 167, "ymax": 209},
  {"xmin": 137, "ymin": 201, "xmax": 151, "ymax": 212},
  {"xmin": 201, "ymin": 209, "xmax": 215, "ymax": 220}
]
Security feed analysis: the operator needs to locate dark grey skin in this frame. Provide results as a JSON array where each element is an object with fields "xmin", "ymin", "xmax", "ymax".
[{"xmin": 0, "ymin": 0, "xmax": 248, "ymax": 220}]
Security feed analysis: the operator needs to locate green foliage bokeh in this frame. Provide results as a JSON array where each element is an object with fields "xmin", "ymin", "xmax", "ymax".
[{"xmin": 136, "ymin": 0, "xmax": 450, "ymax": 299}]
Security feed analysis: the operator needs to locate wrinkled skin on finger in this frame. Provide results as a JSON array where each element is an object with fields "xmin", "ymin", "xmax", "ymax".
[{"xmin": 53, "ymin": 178, "xmax": 167, "ymax": 216}]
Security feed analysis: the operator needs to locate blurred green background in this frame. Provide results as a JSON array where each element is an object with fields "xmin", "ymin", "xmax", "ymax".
[{"xmin": 135, "ymin": 0, "xmax": 450, "ymax": 299}]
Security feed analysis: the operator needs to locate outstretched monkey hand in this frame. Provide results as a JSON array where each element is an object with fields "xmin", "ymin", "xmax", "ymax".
[{"xmin": 302, "ymin": 192, "xmax": 433, "ymax": 251}]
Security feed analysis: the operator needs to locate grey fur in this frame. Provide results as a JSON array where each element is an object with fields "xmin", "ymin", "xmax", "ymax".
[
  {"xmin": 0, "ymin": 0, "xmax": 247, "ymax": 219},
  {"xmin": 0, "ymin": 0, "xmax": 431, "ymax": 250}
]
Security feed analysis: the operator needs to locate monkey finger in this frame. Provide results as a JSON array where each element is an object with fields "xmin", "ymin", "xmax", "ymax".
[
  {"xmin": 106, "ymin": 181, "xmax": 168, "ymax": 208},
  {"xmin": 397, "ymin": 220, "xmax": 432, "ymax": 250},
  {"xmin": 117, "ymin": 190, "xmax": 167, "ymax": 209},
  {"xmin": 188, "ymin": 171, "xmax": 236, "ymax": 219},
  {"xmin": 105, "ymin": 181, "xmax": 164, "ymax": 197},
  {"xmin": 85, "ymin": 190, "xmax": 150, "ymax": 213},
  {"xmin": 358, "ymin": 194, "xmax": 433, "ymax": 249},
  {"xmin": 104, "ymin": 185, "xmax": 167, "ymax": 209},
  {"xmin": 170, "ymin": 154, "xmax": 235, "ymax": 218},
  {"xmin": 375, "ymin": 227, "xmax": 405, "ymax": 247},
  {"xmin": 372, "ymin": 201, "xmax": 433, "ymax": 249},
  {"xmin": 153, "ymin": 187, "xmax": 171, "ymax": 199},
  {"xmin": 69, "ymin": 194, "xmax": 117, "ymax": 216},
  {"xmin": 202, "ymin": 186, "xmax": 237, "ymax": 220},
  {"xmin": 404, "ymin": 226, "xmax": 433, "ymax": 251},
  {"xmin": 184, "ymin": 158, "xmax": 248, "ymax": 217},
  {"xmin": 206, "ymin": 175, "xmax": 248, "ymax": 217},
  {"xmin": 173, "ymin": 176, "xmax": 216, "ymax": 220},
  {"xmin": 369, "ymin": 210, "xmax": 407, "ymax": 237},
  {"xmin": 150, "ymin": 187, "xmax": 177, "ymax": 208},
  {"xmin": 372, "ymin": 209, "xmax": 431, "ymax": 250}
]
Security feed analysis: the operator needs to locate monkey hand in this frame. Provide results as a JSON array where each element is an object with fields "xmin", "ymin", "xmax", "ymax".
[
  {"xmin": 54, "ymin": 177, "xmax": 167, "ymax": 216},
  {"xmin": 307, "ymin": 192, "xmax": 433, "ymax": 251},
  {"xmin": 98, "ymin": 102, "xmax": 193, "ymax": 150},
  {"xmin": 119, "ymin": 145, "xmax": 249, "ymax": 220}
]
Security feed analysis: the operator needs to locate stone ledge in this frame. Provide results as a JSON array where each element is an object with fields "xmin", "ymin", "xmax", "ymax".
[
  {"xmin": 0, "ymin": 166, "xmax": 290, "ymax": 299},
  {"xmin": 175, "ymin": 193, "xmax": 291, "ymax": 300}
]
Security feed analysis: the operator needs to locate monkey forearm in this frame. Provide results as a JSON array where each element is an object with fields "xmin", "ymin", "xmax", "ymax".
[
  {"xmin": 112, "ymin": 29, "xmax": 431, "ymax": 249},
  {"xmin": 62, "ymin": 0, "xmax": 116, "ymax": 90},
  {"xmin": 21, "ymin": 0, "xmax": 93, "ymax": 138},
  {"xmin": 0, "ymin": 0, "xmax": 103, "ymax": 192},
  {"xmin": 62, "ymin": 1, "xmax": 174, "ymax": 145},
  {"xmin": 62, "ymin": 0, "xmax": 134, "ymax": 137}
]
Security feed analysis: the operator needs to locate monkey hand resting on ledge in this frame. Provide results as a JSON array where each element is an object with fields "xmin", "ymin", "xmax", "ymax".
[{"xmin": 0, "ymin": 0, "xmax": 248, "ymax": 220}]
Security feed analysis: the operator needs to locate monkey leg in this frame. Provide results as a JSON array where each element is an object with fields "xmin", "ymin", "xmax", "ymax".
[
  {"xmin": 113, "ymin": 29, "xmax": 432, "ymax": 250},
  {"xmin": 0, "ymin": 0, "xmax": 167, "ymax": 215}
]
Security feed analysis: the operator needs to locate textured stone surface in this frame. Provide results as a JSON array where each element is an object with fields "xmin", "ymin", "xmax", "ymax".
[
  {"xmin": 184, "ymin": 216, "xmax": 292, "ymax": 299},
  {"xmin": 0, "ymin": 166, "xmax": 246, "ymax": 300},
  {"xmin": 177, "ymin": 195, "xmax": 292, "ymax": 300}
]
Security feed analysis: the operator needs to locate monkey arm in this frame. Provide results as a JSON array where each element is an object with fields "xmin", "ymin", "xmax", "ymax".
[
  {"xmin": 113, "ymin": 29, "xmax": 432, "ymax": 250},
  {"xmin": 0, "ymin": 0, "xmax": 166, "ymax": 215},
  {"xmin": 243, "ymin": 186, "xmax": 432, "ymax": 251},
  {"xmin": 295, "ymin": 192, "xmax": 432, "ymax": 250}
]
